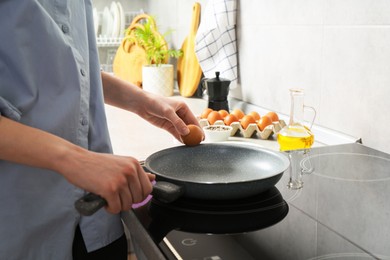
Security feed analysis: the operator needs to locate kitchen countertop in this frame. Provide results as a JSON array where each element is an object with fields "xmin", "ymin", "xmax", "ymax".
[{"xmin": 105, "ymin": 94, "xmax": 324, "ymax": 159}]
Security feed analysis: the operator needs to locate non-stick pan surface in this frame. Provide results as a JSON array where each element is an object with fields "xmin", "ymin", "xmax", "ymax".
[{"xmin": 144, "ymin": 142, "xmax": 290, "ymax": 200}]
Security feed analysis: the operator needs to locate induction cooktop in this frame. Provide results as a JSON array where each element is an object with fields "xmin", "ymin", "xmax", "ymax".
[{"xmin": 124, "ymin": 143, "xmax": 390, "ymax": 260}]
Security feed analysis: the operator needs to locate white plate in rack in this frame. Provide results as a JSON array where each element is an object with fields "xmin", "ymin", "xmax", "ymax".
[
  {"xmin": 110, "ymin": 2, "xmax": 120, "ymax": 38},
  {"xmin": 116, "ymin": 1, "xmax": 126, "ymax": 36},
  {"xmin": 101, "ymin": 6, "xmax": 113, "ymax": 38},
  {"xmin": 93, "ymin": 8, "xmax": 99, "ymax": 37}
]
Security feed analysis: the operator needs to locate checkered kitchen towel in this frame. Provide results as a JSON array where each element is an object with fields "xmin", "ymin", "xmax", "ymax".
[{"xmin": 195, "ymin": 0, "xmax": 238, "ymax": 89}]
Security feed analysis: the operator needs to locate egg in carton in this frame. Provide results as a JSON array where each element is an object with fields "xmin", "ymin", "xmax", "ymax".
[
  {"xmin": 199, "ymin": 118, "xmax": 286, "ymax": 139},
  {"xmin": 233, "ymin": 120, "xmax": 286, "ymax": 139}
]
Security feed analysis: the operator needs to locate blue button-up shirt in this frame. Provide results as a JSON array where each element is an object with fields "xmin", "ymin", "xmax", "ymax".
[{"xmin": 0, "ymin": 0, "xmax": 123, "ymax": 259}]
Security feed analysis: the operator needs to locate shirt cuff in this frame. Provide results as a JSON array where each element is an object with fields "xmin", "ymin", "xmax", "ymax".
[{"xmin": 0, "ymin": 96, "xmax": 22, "ymax": 121}]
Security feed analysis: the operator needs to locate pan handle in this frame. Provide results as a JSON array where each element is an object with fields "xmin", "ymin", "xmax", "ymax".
[{"xmin": 74, "ymin": 181, "xmax": 184, "ymax": 216}]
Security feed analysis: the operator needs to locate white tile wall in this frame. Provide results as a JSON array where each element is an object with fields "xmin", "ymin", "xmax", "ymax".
[
  {"xmin": 241, "ymin": 0, "xmax": 324, "ymax": 25},
  {"xmin": 237, "ymin": 25, "xmax": 323, "ymax": 118},
  {"xmin": 98, "ymin": 0, "xmax": 390, "ymax": 154},
  {"xmin": 324, "ymin": 0, "xmax": 390, "ymax": 25},
  {"xmin": 236, "ymin": 0, "xmax": 390, "ymax": 152}
]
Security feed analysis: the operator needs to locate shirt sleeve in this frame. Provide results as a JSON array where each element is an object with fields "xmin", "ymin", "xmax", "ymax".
[{"xmin": 0, "ymin": 96, "xmax": 22, "ymax": 121}]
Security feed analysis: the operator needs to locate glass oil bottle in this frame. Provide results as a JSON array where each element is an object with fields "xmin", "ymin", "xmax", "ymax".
[{"xmin": 277, "ymin": 89, "xmax": 315, "ymax": 151}]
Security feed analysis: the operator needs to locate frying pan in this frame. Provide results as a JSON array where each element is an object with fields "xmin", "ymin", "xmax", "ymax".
[{"xmin": 75, "ymin": 143, "xmax": 289, "ymax": 216}]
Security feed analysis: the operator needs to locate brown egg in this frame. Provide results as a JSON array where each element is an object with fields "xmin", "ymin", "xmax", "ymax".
[
  {"xmin": 231, "ymin": 108, "xmax": 245, "ymax": 120},
  {"xmin": 240, "ymin": 115, "xmax": 257, "ymax": 129},
  {"xmin": 201, "ymin": 108, "xmax": 213, "ymax": 119},
  {"xmin": 224, "ymin": 114, "xmax": 239, "ymax": 126},
  {"xmin": 181, "ymin": 124, "xmax": 203, "ymax": 146},
  {"xmin": 207, "ymin": 111, "xmax": 223, "ymax": 125},
  {"xmin": 218, "ymin": 109, "xmax": 229, "ymax": 119},
  {"xmin": 257, "ymin": 116, "xmax": 273, "ymax": 131},
  {"xmin": 248, "ymin": 111, "xmax": 261, "ymax": 121},
  {"xmin": 265, "ymin": 111, "xmax": 279, "ymax": 122}
]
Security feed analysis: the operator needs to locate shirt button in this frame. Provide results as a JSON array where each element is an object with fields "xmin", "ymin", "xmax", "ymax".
[
  {"xmin": 61, "ymin": 25, "xmax": 69, "ymax": 34},
  {"xmin": 81, "ymin": 118, "xmax": 88, "ymax": 126},
  {"xmin": 80, "ymin": 69, "xmax": 86, "ymax": 76}
]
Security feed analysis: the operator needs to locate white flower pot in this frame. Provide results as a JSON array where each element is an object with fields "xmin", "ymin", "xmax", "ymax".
[{"xmin": 142, "ymin": 64, "xmax": 174, "ymax": 96}]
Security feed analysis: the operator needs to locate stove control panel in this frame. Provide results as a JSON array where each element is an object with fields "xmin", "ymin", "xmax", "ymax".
[{"xmin": 161, "ymin": 231, "xmax": 255, "ymax": 260}]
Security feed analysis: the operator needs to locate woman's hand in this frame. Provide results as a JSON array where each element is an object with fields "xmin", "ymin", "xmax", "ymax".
[
  {"xmin": 61, "ymin": 150, "xmax": 155, "ymax": 214},
  {"xmin": 101, "ymin": 72, "xmax": 203, "ymax": 142},
  {"xmin": 135, "ymin": 93, "xmax": 202, "ymax": 141}
]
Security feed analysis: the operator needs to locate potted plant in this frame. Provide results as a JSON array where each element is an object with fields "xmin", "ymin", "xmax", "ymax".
[{"xmin": 125, "ymin": 14, "xmax": 182, "ymax": 96}]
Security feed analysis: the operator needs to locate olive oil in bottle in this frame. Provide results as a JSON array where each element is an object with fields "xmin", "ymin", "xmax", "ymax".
[{"xmin": 277, "ymin": 125, "xmax": 314, "ymax": 151}]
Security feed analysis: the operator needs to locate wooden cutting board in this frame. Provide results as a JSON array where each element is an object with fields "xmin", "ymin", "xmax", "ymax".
[
  {"xmin": 113, "ymin": 39, "xmax": 147, "ymax": 88},
  {"xmin": 177, "ymin": 2, "xmax": 203, "ymax": 97},
  {"xmin": 113, "ymin": 14, "xmax": 166, "ymax": 88}
]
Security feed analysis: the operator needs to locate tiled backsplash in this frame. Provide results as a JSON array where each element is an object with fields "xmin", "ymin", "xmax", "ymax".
[
  {"xmin": 235, "ymin": 0, "xmax": 390, "ymax": 154},
  {"xmin": 96, "ymin": 0, "xmax": 390, "ymax": 154}
]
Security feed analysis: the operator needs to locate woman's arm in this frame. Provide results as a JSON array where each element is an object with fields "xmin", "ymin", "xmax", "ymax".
[
  {"xmin": 101, "ymin": 71, "xmax": 202, "ymax": 141},
  {"xmin": 0, "ymin": 115, "xmax": 154, "ymax": 214},
  {"xmin": 0, "ymin": 115, "xmax": 77, "ymax": 171}
]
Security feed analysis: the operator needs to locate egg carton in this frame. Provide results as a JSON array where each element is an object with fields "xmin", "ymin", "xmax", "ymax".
[{"xmin": 199, "ymin": 118, "xmax": 286, "ymax": 139}]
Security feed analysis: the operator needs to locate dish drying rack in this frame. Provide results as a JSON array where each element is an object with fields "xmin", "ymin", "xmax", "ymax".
[{"xmin": 96, "ymin": 10, "xmax": 144, "ymax": 47}]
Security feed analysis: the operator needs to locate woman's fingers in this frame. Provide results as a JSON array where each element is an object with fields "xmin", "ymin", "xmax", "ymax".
[{"xmin": 105, "ymin": 164, "xmax": 154, "ymax": 213}]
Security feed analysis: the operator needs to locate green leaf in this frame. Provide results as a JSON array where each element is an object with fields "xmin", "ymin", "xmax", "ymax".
[{"xmin": 125, "ymin": 15, "xmax": 183, "ymax": 65}]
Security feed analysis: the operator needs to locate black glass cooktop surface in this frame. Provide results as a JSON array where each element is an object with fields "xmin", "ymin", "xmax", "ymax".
[{"xmin": 130, "ymin": 143, "xmax": 390, "ymax": 260}]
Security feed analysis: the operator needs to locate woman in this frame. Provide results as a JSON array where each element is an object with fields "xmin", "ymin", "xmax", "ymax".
[{"xmin": 0, "ymin": 0, "xmax": 200, "ymax": 259}]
